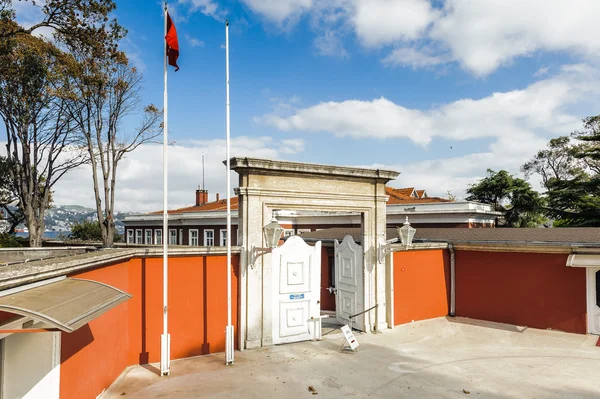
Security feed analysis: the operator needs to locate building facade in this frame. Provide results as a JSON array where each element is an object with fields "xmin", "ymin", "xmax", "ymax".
[{"xmin": 123, "ymin": 187, "xmax": 500, "ymax": 245}]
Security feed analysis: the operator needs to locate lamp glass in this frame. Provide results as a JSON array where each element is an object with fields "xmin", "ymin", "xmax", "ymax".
[
  {"xmin": 397, "ymin": 216, "xmax": 416, "ymax": 247},
  {"xmin": 264, "ymin": 217, "xmax": 284, "ymax": 248}
]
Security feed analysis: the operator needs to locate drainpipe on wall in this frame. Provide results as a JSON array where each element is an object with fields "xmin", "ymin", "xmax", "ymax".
[{"xmin": 449, "ymin": 244, "xmax": 456, "ymax": 317}]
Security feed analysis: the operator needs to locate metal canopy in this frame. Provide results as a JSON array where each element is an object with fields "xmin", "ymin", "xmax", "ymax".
[{"xmin": 0, "ymin": 277, "xmax": 131, "ymax": 333}]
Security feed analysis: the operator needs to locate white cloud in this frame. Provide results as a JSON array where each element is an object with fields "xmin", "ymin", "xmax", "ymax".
[
  {"xmin": 352, "ymin": 0, "xmax": 437, "ymax": 47},
  {"xmin": 43, "ymin": 136, "xmax": 305, "ymax": 212},
  {"xmin": 382, "ymin": 47, "xmax": 447, "ymax": 69},
  {"xmin": 240, "ymin": 0, "xmax": 312, "ymax": 25},
  {"xmin": 533, "ymin": 66, "xmax": 549, "ymax": 77},
  {"xmin": 366, "ymin": 131, "xmax": 549, "ymax": 199},
  {"xmin": 314, "ymin": 30, "xmax": 349, "ymax": 58},
  {"xmin": 279, "ymin": 139, "xmax": 305, "ymax": 154},
  {"xmin": 177, "ymin": 0, "xmax": 225, "ymax": 20},
  {"xmin": 238, "ymin": 0, "xmax": 600, "ymax": 75},
  {"xmin": 185, "ymin": 34, "xmax": 205, "ymax": 47},
  {"xmin": 429, "ymin": 0, "xmax": 600, "ymax": 76},
  {"xmin": 257, "ymin": 65, "xmax": 599, "ymax": 146}
]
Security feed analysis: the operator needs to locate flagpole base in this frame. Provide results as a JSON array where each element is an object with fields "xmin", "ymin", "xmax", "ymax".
[
  {"xmin": 160, "ymin": 333, "xmax": 171, "ymax": 375},
  {"xmin": 225, "ymin": 325, "xmax": 234, "ymax": 365}
]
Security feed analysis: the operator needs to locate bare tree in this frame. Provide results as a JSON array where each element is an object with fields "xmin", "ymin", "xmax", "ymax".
[
  {"xmin": 67, "ymin": 55, "xmax": 162, "ymax": 247},
  {"xmin": 0, "ymin": 34, "xmax": 86, "ymax": 246}
]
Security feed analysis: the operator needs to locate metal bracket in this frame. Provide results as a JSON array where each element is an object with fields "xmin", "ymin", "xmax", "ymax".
[{"xmin": 250, "ymin": 246, "xmax": 273, "ymax": 269}]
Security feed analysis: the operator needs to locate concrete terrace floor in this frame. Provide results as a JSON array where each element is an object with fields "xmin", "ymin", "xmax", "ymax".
[{"xmin": 103, "ymin": 317, "xmax": 600, "ymax": 398}]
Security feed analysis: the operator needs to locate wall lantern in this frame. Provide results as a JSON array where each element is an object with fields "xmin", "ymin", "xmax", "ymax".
[
  {"xmin": 250, "ymin": 217, "xmax": 285, "ymax": 268},
  {"xmin": 378, "ymin": 216, "xmax": 417, "ymax": 263},
  {"xmin": 398, "ymin": 216, "xmax": 416, "ymax": 248}
]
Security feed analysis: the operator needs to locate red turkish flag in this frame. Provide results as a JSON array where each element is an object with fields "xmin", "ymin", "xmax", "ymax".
[{"xmin": 165, "ymin": 12, "xmax": 179, "ymax": 71}]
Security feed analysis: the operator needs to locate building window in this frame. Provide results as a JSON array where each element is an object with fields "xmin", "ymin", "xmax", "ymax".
[
  {"xmin": 127, "ymin": 229, "xmax": 134, "ymax": 244},
  {"xmin": 179, "ymin": 229, "xmax": 183, "ymax": 245},
  {"xmin": 169, "ymin": 229, "xmax": 177, "ymax": 245},
  {"xmin": 283, "ymin": 229, "xmax": 295, "ymax": 238},
  {"xmin": 204, "ymin": 229, "xmax": 214, "ymax": 246},
  {"xmin": 145, "ymin": 229, "xmax": 152, "ymax": 245},
  {"xmin": 155, "ymin": 229, "xmax": 162, "ymax": 245},
  {"xmin": 220, "ymin": 229, "xmax": 227, "ymax": 246},
  {"xmin": 136, "ymin": 229, "xmax": 142, "ymax": 244},
  {"xmin": 189, "ymin": 229, "xmax": 199, "ymax": 246}
]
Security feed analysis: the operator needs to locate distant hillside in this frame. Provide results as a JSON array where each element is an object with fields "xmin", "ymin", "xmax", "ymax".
[{"xmin": 10, "ymin": 205, "xmax": 143, "ymax": 234}]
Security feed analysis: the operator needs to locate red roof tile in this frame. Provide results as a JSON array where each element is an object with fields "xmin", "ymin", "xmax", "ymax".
[
  {"xmin": 151, "ymin": 187, "xmax": 446, "ymax": 215},
  {"xmin": 150, "ymin": 197, "xmax": 239, "ymax": 215},
  {"xmin": 385, "ymin": 187, "xmax": 449, "ymax": 205}
]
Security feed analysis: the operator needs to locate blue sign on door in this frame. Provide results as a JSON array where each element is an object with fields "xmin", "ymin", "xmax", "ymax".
[{"xmin": 289, "ymin": 294, "xmax": 305, "ymax": 300}]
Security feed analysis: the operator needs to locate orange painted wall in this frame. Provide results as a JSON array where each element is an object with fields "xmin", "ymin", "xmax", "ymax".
[
  {"xmin": 59, "ymin": 254, "xmax": 239, "ymax": 399},
  {"xmin": 393, "ymin": 249, "xmax": 450, "ymax": 325},
  {"xmin": 455, "ymin": 251, "xmax": 586, "ymax": 334}
]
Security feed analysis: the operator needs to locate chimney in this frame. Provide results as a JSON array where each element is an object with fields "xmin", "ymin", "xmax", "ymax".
[
  {"xmin": 195, "ymin": 188, "xmax": 208, "ymax": 206},
  {"xmin": 216, "ymin": 193, "xmax": 220, "ymax": 201}
]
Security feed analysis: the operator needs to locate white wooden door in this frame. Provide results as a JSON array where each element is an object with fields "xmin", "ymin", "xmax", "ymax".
[
  {"xmin": 587, "ymin": 268, "xmax": 600, "ymax": 334},
  {"xmin": 334, "ymin": 235, "xmax": 364, "ymax": 331},
  {"xmin": 272, "ymin": 236, "xmax": 321, "ymax": 344}
]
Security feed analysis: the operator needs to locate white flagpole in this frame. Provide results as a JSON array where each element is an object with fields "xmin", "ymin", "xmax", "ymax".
[
  {"xmin": 225, "ymin": 19, "xmax": 234, "ymax": 365},
  {"xmin": 161, "ymin": 0, "xmax": 171, "ymax": 376}
]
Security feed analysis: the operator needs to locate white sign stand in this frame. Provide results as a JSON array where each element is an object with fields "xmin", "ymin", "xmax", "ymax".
[{"xmin": 340, "ymin": 324, "xmax": 359, "ymax": 351}]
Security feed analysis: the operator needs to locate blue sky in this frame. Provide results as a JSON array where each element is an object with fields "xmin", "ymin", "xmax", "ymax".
[{"xmin": 10, "ymin": 0, "xmax": 600, "ymax": 212}]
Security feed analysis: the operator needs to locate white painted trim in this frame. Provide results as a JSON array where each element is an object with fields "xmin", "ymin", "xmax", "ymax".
[
  {"xmin": 154, "ymin": 229, "xmax": 163, "ymax": 245},
  {"xmin": 204, "ymin": 229, "xmax": 214, "ymax": 246},
  {"xmin": 168, "ymin": 229, "xmax": 177, "ymax": 245},
  {"xmin": 220, "ymin": 229, "xmax": 227, "ymax": 246},
  {"xmin": 567, "ymin": 254, "xmax": 600, "ymax": 267},
  {"xmin": 189, "ymin": 229, "xmax": 199, "ymax": 246},
  {"xmin": 587, "ymin": 268, "xmax": 600, "ymax": 335},
  {"xmin": 178, "ymin": 229, "xmax": 183, "ymax": 245}
]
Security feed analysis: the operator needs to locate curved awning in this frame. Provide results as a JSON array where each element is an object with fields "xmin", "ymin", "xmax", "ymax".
[
  {"xmin": 566, "ymin": 254, "xmax": 600, "ymax": 267},
  {"xmin": 0, "ymin": 277, "xmax": 131, "ymax": 333}
]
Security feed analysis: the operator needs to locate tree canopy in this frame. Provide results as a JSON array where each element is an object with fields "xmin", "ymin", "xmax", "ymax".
[
  {"xmin": 466, "ymin": 169, "xmax": 546, "ymax": 227},
  {"xmin": 541, "ymin": 116, "xmax": 600, "ymax": 226}
]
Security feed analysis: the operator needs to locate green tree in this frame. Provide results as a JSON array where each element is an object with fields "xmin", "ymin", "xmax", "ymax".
[
  {"xmin": 1, "ymin": 0, "xmax": 125, "ymax": 60},
  {"xmin": 466, "ymin": 169, "xmax": 546, "ymax": 227},
  {"xmin": 70, "ymin": 219, "xmax": 122, "ymax": 242},
  {"xmin": 0, "ymin": 156, "xmax": 25, "ymax": 233},
  {"xmin": 545, "ymin": 116, "xmax": 600, "ymax": 226},
  {"xmin": 0, "ymin": 33, "xmax": 86, "ymax": 246},
  {"xmin": 521, "ymin": 136, "xmax": 582, "ymax": 190},
  {"xmin": 69, "ymin": 219, "xmax": 102, "ymax": 241}
]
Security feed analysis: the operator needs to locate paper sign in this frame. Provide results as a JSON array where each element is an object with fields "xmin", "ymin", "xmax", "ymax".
[
  {"xmin": 289, "ymin": 294, "xmax": 305, "ymax": 300},
  {"xmin": 340, "ymin": 324, "xmax": 359, "ymax": 350}
]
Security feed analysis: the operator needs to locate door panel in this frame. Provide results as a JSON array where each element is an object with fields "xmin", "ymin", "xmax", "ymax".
[
  {"xmin": 272, "ymin": 236, "xmax": 321, "ymax": 344},
  {"xmin": 588, "ymin": 268, "xmax": 600, "ymax": 335},
  {"xmin": 335, "ymin": 235, "xmax": 364, "ymax": 330}
]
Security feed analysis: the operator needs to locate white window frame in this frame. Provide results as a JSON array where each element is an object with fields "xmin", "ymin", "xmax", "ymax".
[
  {"xmin": 136, "ymin": 229, "xmax": 143, "ymax": 244},
  {"xmin": 189, "ymin": 229, "xmax": 199, "ymax": 246},
  {"xmin": 127, "ymin": 229, "xmax": 134, "ymax": 244},
  {"xmin": 154, "ymin": 229, "xmax": 162, "ymax": 245},
  {"xmin": 220, "ymin": 229, "xmax": 227, "ymax": 246},
  {"xmin": 145, "ymin": 229, "xmax": 152, "ymax": 245},
  {"xmin": 169, "ymin": 229, "xmax": 177, "ymax": 245},
  {"xmin": 283, "ymin": 228, "xmax": 295, "ymax": 237},
  {"xmin": 179, "ymin": 229, "xmax": 183, "ymax": 245},
  {"xmin": 204, "ymin": 229, "xmax": 214, "ymax": 246}
]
